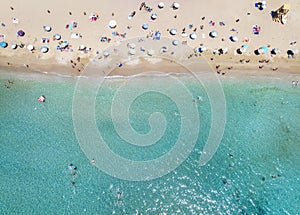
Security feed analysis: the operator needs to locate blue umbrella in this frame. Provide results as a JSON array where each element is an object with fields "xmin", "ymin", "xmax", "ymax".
[
  {"xmin": 261, "ymin": 46, "xmax": 268, "ymax": 53},
  {"xmin": 0, "ymin": 41, "xmax": 8, "ymax": 48},
  {"xmin": 17, "ymin": 30, "xmax": 25, "ymax": 37},
  {"xmin": 242, "ymin": 44, "xmax": 249, "ymax": 49}
]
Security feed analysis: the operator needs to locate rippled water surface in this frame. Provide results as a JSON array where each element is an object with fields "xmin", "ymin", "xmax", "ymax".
[{"xmin": 0, "ymin": 71, "xmax": 299, "ymax": 214}]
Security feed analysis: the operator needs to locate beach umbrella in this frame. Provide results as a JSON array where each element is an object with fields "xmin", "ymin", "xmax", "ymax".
[
  {"xmin": 209, "ymin": 30, "xmax": 218, "ymax": 38},
  {"xmin": 17, "ymin": 30, "xmax": 25, "ymax": 37},
  {"xmin": 12, "ymin": 18, "xmax": 19, "ymax": 24},
  {"xmin": 287, "ymin": 49, "xmax": 294, "ymax": 56},
  {"xmin": 172, "ymin": 40, "xmax": 179, "ymax": 46},
  {"xmin": 255, "ymin": 46, "xmax": 268, "ymax": 55},
  {"xmin": 170, "ymin": 28, "xmax": 177, "ymax": 36},
  {"xmin": 229, "ymin": 35, "xmax": 238, "ymax": 42},
  {"xmin": 0, "ymin": 41, "xmax": 8, "ymax": 48},
  {"xmin": 43, "ymin": 26, "xmax": 52, "ymax": 32},
  {"xmin": 89, "ymin": 13, "xmax": 98, "ymax": 21},
  {"xmin": 160, "ymin": 46, "xmax": 167, "ymax": 53},
  {"xmin": 154, "ymin": 31, "xmax": 161, "ymax": 40},
  {"xmin": 129, "ymin": 48, "xmax": 136, "ymax": 55},
  {"xmin": 181, "ymin": 31, "xmax": 187, "ymax": 37},
  {"xmin": 79, "ymin": 45, "xmax": 86, "ymax": 51},
  {"xmin": 147, "ymin": 50, "xmax": 155, "ymax": 56},
  {"xmin": 40, "ymin": 46, "xmax": 49, "ymax": 53},
  {"xmin": 252, "ymin": 25, "xmax": 261, "ymax": 35},
  {"xmin": 241, "ymin": 44, "xmax": 249, "ymax": 50},
  {"xmin": 158, "ymin": 2, "xmax": 165, "ymax": 9},
  {"xmin": 190, "ymin": 32, "xmax": 197, "ymax": 40},
  {"xmin": 108, "ymin": 20, "xmax": 117, "ymax": 29},
  {"xmin": 60, "ymin": 41, "xmax": 69, "ymax": 48},
  {"xmin": 151, "ymin": 13, "xmax": 158, "ymax": 20},
  {"xmin": 271, "ymin": 48, "xmax": 279, "ymax": 55},
  {"xmin": 103, "ymin": 50, "xmax": 110, "ymax": 57},
  {"xmin": 27, "ymin": 44, "xmax": 34, "ymax": 51},
  {"xmin": 71, "ymin": 33, "xmax": 81, "ymax": 39},
  {"xmin": 237, "ymin": 44, "xmax": 249, "ymax": 54},
  {"xmin": 53, "ymin": 34, "xmax": 61, "ymax": 40},
  {"xmin": 218, "ymin": 48, "xmax": 228, "ymax": 54},
  {"xmin": 198, "ymin": 47, "xmax": 207, "ymax": 53},
  {"xmin": 128, "ymin": 43, "xmax": 136, "ymax": 49},
  {"xmin": 142, "ymin": 23, "xmax": 149, "ymax": 30},
  {"xmin": 172, "ymin": 2, "xmax": 180, "ymax": 10},
  {"xmin": 11, "ymin": 44, "xmax": 17, "ymax": 49},
  {"xmin": 261, "ymin": 46, "xmax": 268, "ymax": 53}
]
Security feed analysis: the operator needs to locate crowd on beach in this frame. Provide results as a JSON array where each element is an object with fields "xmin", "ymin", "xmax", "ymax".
[{"xmin": 0, "ymin": 1, "xmax": 299, "ymax": 77}]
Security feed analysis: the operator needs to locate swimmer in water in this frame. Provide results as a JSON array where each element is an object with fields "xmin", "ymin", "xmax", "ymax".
[
  {"xmin": 38, "ymin": 95, "xmax": 46, "ymax": 102},
  {"xmin": 117, "ymin": 191, "xmax": 123, "ymax": 199},
  {"xmin": 91, "ymin": 159, "xmax": 95, "ymax": 165}
]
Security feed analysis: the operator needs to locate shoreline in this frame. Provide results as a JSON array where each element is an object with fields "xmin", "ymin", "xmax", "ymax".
[{"xmin": 1, "ymin": 57, "xmax": 299, "ymax": 85}]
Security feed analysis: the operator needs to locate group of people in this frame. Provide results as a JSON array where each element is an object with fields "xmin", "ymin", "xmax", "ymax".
[
  {"xmin": 292, "ymin": 80, "xmax": 299, "ymax": 87},
  {"xmin": 68, "ymin": 164, "xmax": 78, "ymax": 186}
]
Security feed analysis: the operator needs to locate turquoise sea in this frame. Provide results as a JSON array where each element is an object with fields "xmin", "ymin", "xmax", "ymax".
[{"xmin": 0, "ymin": 69, "xmax": 299, "ymax": 214}]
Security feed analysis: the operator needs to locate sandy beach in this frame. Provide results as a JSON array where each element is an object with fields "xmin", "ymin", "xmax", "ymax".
[{"xmin": 0, "ymin": 0, "xmax": 299, "ymax": 77}]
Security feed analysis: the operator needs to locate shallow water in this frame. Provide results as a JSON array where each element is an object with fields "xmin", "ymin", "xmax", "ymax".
[{"xmin": 0, "ymin": 70, "xmax": 299, "ymax": 214}]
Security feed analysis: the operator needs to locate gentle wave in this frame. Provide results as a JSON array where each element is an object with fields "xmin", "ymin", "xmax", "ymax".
[{"xmin": 104, "ymin": 72, "xmax": 191, "ymax": 80}]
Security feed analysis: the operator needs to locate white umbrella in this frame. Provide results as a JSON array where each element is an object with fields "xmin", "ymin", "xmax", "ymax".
[
  {"xmin": 71, "ymin": 33, "xmax": 81, "ymax": 39},
  {"xmin": 108, "ymin": 20, "xmax": 117, "ymax": 29},
  {"xmin": 40, "ymin": 46, "xmax": 49, "ymax": 53},
  {"xmin": 103, "ymin": 50, "xmax": 110, "ymax": 57},
  {"xmin": 53, "ymin": 34, "xmax": 61, "ymax": 40},
  {"xmin": 170, "ymin": 28, "xmax": 177, "ymax": 36},
  {"xmin": 181, "ymin": 31, "xmax": 188, "ymax": 37},
  {"xmin": 219, "ymin": 48, "xmax": 228, "ymax": 54},
  {"xmin": 147, "ymin": 50, "xmax": 155, "ymax": 56},
  {"xmin": 43, "ymin": 26, "xmax": 52, "ymax": 32},
  {"xmin": 79, "ymin": 45, "xmax": 86, "ymax": 51},
  {"xmin": 158, "ymin": 2, "xmax": 165, "ymax": 9},
  {"xmin": 172, "ymin": 2, "xmax": 180, "ymax": 9},
  {"xmin": 190, "ymin": 32, "xmax": 197, "ymax": 40},
  {"xmin": 209, "ymin": 30, "xmax": 218, "ymax": 38},
  {"xmin": 27, "ymin": 44, "xmax": 34, "ymax": 51},
  {"xmin": 151, "ymin": 13, "xmax": 158, "ymax": 20},
  {"xmin": 257, "ymin": 49, "xmax": 264, "ymax": 54},
  {"xmin": 230, "ymin": 36, "xmax": 238, "ymax": 42},
  {"xmin": 129, "ymin": 48, "xmax": 136, "ymax": 55},
  {"xmin": 128, "ymin": 43, "xmax": 136, "ymax": 49},
  {"xmin": 172, "ymin": 40, "xmax": 179, "ymax": 46},
  {"xmin": 11, "ymin": 44, "xmax": 17, "ymax": 49},
  {"xmin": 239, "ymin": 47, "xmax": 246, "ymax": 53},
  {"xmin": 60, "ymin": 42, "xmax": 68, "ymax": 49},
  {"xmin": 198, "ymin": 47, "xmax": 207, "ymax": 53},
  {"xmin": 142, "ymin": 23, "xmax": 149, "ymax": 30}
]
